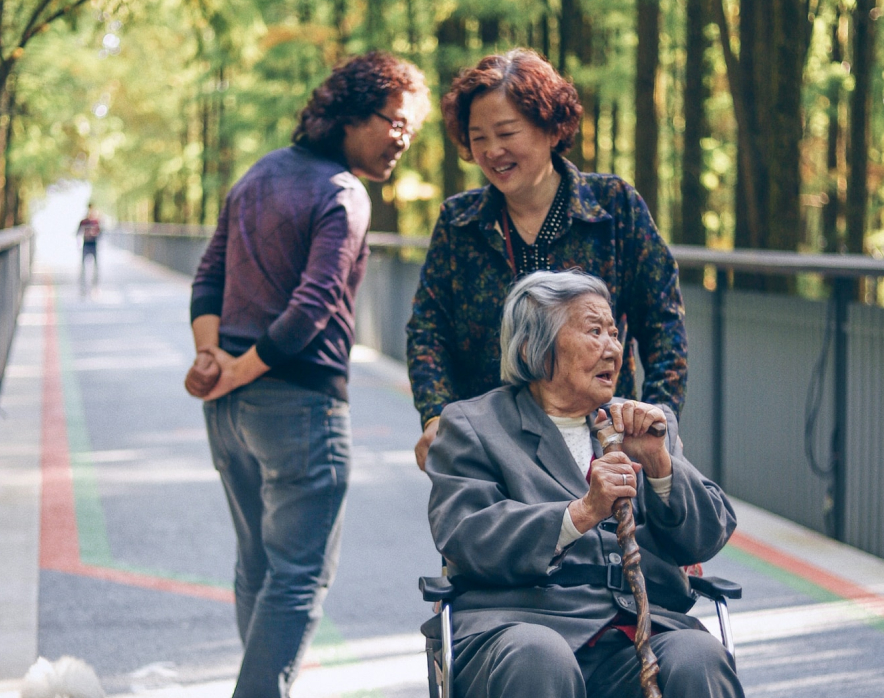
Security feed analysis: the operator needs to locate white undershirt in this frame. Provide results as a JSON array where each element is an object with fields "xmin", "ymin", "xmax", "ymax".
[
  {"xmin": 548, "ymin": 414, "xmax": 593, "ymax": 478},
  {"xmin": 548, "ymin": 414, "xmax": 672, "ymax": 553}
]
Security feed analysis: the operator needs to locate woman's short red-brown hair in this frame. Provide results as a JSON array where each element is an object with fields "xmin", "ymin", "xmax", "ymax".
[{"xmin": 441, "ymin": 48, "xmax": 582, "ymax": 161}]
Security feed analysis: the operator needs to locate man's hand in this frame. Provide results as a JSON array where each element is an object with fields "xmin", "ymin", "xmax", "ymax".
[
  {"xmin": 185, "ymin": 349, "xmax": 221, "ymax": 398},
  {"xmin": 414, "ymin": 417, "xmax": 440, "ymax": 472},
  {"xmin": 201, "ymin": 345, "xmax": 269, "ymax": 402}
]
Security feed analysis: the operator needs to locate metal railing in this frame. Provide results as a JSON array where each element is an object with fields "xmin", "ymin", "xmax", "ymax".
[
  {"xmin": 360, "ymin": 239, "xmax": 884, "ymax": 552},
  {"xmin": 106, "ymin": 225, "xmax": 884, "ymax": 557},
  {"xmin": 669, "ymin": 246, "xmax": 884, "ymax": 548},
  {"xmin": 0, "ymin": 226, "xmax": 35, "ymax": 390},
  {"xmin": 104, "ymin": 222, "xmax": 214, "ymax": 277}
]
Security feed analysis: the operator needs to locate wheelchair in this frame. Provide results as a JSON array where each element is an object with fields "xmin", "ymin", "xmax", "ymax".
[{"xmin": 419, "ymin": 566, "xmax": 742, "ymax": 698}]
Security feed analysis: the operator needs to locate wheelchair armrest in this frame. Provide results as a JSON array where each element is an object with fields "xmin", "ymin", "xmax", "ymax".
[
  {"xmin": 420, "ymin": 575, "xmax": 458, "ymax": 603},
  {"xmin": 689, "ymin": 575, "xmax": 742, "ymax": 600}
]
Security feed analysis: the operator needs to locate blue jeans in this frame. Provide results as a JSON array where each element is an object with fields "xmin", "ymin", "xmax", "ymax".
[{"xmin": 204, "ymin": 378, "xmax": 350, "ymax": 698}]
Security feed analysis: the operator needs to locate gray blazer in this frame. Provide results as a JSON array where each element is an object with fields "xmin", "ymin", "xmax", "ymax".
[{"xmin": 424, "ymin": 385, "xmax": 737, "ymax": 649}]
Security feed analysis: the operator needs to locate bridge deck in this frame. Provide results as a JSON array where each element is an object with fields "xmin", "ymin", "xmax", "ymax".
[{"xmin": 2, "ymin": 232, "xmax": 883, "ymax": 697}]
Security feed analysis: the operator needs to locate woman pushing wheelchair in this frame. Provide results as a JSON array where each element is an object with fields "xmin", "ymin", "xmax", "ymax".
[{"xmin": 422, "ymin": 270, "xmax": 744, "ymax": 698}]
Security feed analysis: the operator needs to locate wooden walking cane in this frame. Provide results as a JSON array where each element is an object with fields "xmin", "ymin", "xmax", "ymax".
[{"xmin": 591, "ymin": 411, "xmax": 666, "ymax": 698}]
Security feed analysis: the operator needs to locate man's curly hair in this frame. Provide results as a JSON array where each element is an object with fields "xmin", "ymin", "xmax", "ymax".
[
  {"xmin": 293, "ymin": 51, "xmax": 429, "ymax": 157},
  {"xmin": 442, "ymin": 48, "xmax": 582, "ymax": 160}
]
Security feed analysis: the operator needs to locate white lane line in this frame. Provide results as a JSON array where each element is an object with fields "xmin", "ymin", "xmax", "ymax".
[
  {"xmin": 305, "ymin": 632, "xmax": 425, "ymax": 664},
  {"xmin": 736, "ymin": 647, "xmax": 860, "ymax": 670},
  {"xmin": 73, "ymin": 354, "xmax": 186, "ymax": 371},
  {"xmin": 748, "ymin": 668, "xmax": 884, "ymax": 695},
  {"xmin": 695, "ymin": 597, "xmax": 884, "ymax": 645},
  {"xmin": 110, "ymin": 678, "xmax": 235, "ymax": 698},
  {"xmin": 290, "ymin": 653, "xmax": 426, "ymax": 698},
  {"xmin": 102, "ymin": 634, "xmax": 428, "ymax": 697},
  {"xmin": 102, "ymin": 654, "xmax": 427, "ymax": 698}
]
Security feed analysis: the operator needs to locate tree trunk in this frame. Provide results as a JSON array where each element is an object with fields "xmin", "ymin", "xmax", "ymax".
[
  {"xmin": 765, "ymin": 0, "xmax": 805, "ymax": 257},
  {"xmin": 611, "ymin": 100, "xmax": 620, "ymax": 175},
  {"xmin": 174, "ymin": 177, "xmax": 188, "ymax": 224},
  {"xmin": 822, "ymin": 8, "xmax": 842, "ymax": 253},
  {"xmin": 540, "ymin": 0, "xmax": 552, "ymax": 57},
  {"xmin": 360, "ymin": 3, "xmax": 398, "ymax": 229},
  {"xmin": 405, "ymin": 0, "xmax": 418, "ymax": 53},
  {"xmin": 559, "ymin": 0, "xmax": 593, "ymax": 172},
  {"xmin": 846, "ymin": 0, "xmax": 874, "ymax": 256},
  {"xmin": 178, "ymin": 124, "xmax": 191, "ymax": 223},
  {"xmin": 679, "ymin": 0, "xmax": 710, "ymax": 283},
  {"xmin": 558, "ymin": 0, "xmax": 575, "ymax": 73},
  {"xmin": 716, "ymin": 0, "xmax": 812, "ymax": 292},
  {"xmin": 335, "ymin": 0, "xmax": 350, "ymax": 45},
  {"xmin": 153, "ymin": 189, "xmax": 164, "ymax": 223},
  {"xmin": 634, "ymin": 0, "xmax": 660, "ymax": 219},
  {"xmin": 729, "ymin": 0, "xmax": 765, "ymax": 255},
  {"xmin": 366, "ymin": 0, "xmax": 385, "ymax": 48},
  {"xmin": 217, "ymin": 67, "xmax": 233, "ymax": 214},
  {"xmin": 480, "ymin": 17, "xmax": 500, "ymax": 47},
  {"xmin": 11, "ymin": 180, "xmax": 21, "ymax": 226},
  {"xmin": 591, "ymin": 98, "xmax": 601, "ymax": 173},
  {"xmin": 5, "ymin": 174, "xmax": 19, "ymax": 227},
  {"xmin": 437, "ymin": 16, "xmax": 467, "ymax": 199},
  {"xmin": 0, "ymin": 78, "xmax": 15, "ymax": 229},
  {"xmin": 199, "ymin": 95, "xmax": 211, "ymax": 226},
  {"xmin": 367, "ymin": 180, "xmax": 399, "ymax": 232},
  {"xmin": 298, "ymin": 0, "xmax": 314, "ymax": 22}
]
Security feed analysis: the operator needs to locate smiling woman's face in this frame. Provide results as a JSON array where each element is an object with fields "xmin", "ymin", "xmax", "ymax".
[
  {"xmin": 467, "ymin": 89, "xmax": 557, "ymax": 201},
  {"xmin": 536, "ymin": 293, "xmax": 623, "ymax": 416}
]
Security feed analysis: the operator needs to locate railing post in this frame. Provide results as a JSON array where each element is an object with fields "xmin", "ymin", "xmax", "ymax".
[
  {"xmin": 712, "ymin": 268, "xmax": 727, "ymax": 489},
  {"xmin": 832, "ymin": 278, "xmax": 851, "ymax": 542}
]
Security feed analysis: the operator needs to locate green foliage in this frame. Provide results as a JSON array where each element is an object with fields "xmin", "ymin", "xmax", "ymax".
[{"xmin": 2, "ymin": 0, "xmax": 883, "ymax": 266}]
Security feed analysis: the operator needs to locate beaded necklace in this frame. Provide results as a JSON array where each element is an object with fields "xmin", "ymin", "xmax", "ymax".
[{"xmin": 501, "ymin": 177, "xmax": 569, "ymax": 278}]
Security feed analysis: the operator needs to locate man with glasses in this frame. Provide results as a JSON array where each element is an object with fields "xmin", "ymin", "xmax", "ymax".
[
  {"xmin": 187, "ymin": 51, "xmax": 429, "ymax": 698},
  {"xmin": 372, "ymin": 110, "xmax": 414, "ymax": 139}
]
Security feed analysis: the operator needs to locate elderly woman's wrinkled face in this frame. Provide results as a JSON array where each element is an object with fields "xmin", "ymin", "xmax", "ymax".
[{"xmin": 549, "ymin": 293, "xmax": 623, "ymax": 410}]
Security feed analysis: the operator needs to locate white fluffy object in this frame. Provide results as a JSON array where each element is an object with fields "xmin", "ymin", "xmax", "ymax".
[{"xmin": 20, "ymin": 656, "xmax": 105, "ymax": 698}]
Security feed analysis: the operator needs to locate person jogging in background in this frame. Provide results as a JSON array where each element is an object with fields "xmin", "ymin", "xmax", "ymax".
[{"xmin": 76, "ymin": 203, "xmax": 101, "ymax": 294}]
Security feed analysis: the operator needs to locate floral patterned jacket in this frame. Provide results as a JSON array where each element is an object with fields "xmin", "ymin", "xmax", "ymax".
[{"xmin": 406, "ymin": 155, "xmax": 687, "ymax": 428}]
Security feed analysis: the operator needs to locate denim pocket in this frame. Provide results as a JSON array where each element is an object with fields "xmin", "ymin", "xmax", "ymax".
[{"xmin": 237, "ymin": 398, "xmax": 312, "ymax": 481}]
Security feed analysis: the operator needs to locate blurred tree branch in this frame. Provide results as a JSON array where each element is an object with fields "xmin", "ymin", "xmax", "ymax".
[{"xmin": 0, "ymin": 0, "xmax": 93, "ymax": 90}]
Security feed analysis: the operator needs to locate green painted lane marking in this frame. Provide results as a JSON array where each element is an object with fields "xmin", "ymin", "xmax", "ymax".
[
  {"xmin": 720, "ymin": 544, "xmax": 884, "ymax": 634},
  {"xmin": 54, "ymin": 293, "xmax": 114, "ymax": 567}
]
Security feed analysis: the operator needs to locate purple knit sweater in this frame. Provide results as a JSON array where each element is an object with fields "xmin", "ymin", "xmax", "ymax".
[{"xmin": 191, "ymin": 145, "xmax": 371, "ymax": 400}]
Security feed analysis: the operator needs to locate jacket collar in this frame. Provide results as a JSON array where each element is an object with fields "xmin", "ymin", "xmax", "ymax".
[
  {"xmin": 514, "ymin": 385, "xmax": 595, "ymax": 499},
  {"xmin": 448, "ymin": 153, "xmax": 613, "ymax": 234}
]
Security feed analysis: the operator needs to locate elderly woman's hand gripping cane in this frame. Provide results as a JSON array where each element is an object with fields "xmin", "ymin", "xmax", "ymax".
[{"xmin": 591, "ymin": 403, "xmax": 667, "ymax": 698}]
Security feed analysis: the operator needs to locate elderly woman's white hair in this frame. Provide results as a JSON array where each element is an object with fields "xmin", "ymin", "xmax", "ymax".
[{"xmin": 500, "ymin": 269, "xmax": 611, "ymax": 385}]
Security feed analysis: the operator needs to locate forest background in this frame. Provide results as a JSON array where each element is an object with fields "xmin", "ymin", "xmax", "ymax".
[{"xmin": 3, "ymin": 0, "xmax": 884, "ymax": 298}]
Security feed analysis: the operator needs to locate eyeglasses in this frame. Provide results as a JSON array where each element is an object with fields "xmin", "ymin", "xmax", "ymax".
[{"xmin": 372, "ymin": 111, "xmax": 413, "ymax": 139}]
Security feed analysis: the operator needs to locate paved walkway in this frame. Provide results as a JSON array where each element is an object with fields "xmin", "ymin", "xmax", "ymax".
[{"xmin": 2, "ymin": 225, "xmax": 884, "ymax": 697}]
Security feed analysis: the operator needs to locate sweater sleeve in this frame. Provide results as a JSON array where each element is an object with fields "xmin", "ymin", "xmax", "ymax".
[
  {"xmin": 190, "ymin": 199, "xmax": 231, "ymax": 322},
  {"xmin": 406, "ymin": 203, "xmax": 461, "ymax": 426},
  {"xmin": 618, "ymin": 183, "xmax": 688, "ymax": 417}
]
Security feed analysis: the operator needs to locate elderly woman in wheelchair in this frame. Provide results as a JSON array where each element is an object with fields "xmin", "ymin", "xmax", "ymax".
[{"xmin": 421, "ymin": 270, "xmax": 744, "ymax": 698}]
